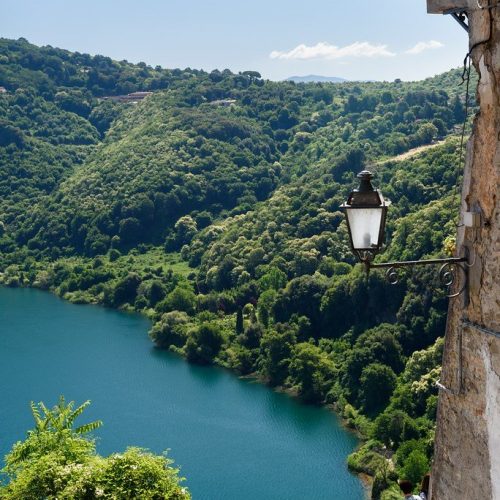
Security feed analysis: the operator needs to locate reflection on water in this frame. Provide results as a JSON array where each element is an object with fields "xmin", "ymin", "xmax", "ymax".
[{"xmin": 0, "ymin": 287, "xmax": 363, "ymax": 500}]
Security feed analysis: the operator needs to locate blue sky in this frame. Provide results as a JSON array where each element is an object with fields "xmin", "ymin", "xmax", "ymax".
[{"xmin": 2, "ymin": 0, "xmax": 468, "ymax": 81}]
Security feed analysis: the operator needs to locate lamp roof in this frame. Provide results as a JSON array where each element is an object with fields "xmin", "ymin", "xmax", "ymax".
[{"xmin": 344, "ymin": 170, "xmax": 388, "ymax": 208}]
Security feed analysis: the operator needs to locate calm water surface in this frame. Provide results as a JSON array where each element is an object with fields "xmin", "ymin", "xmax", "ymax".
[{"xmin": 0, "ymin": 287, "xmax": 363, "ymax": 499}]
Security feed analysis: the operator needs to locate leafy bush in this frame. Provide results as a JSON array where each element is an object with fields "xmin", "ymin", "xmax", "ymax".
[{"xmin": 0, "ymin": 398, "xmax": 189, "ymax": 499}]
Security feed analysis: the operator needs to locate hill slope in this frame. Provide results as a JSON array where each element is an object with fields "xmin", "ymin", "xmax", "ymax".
[{"xmin": 0, "ymin": 38, "xmax": 474, "ymax": 497}]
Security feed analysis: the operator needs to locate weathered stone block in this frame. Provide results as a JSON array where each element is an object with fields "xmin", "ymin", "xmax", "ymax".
[{"xmin": 427, "ymin": 0, "xmax": 471, "ymax": 14}]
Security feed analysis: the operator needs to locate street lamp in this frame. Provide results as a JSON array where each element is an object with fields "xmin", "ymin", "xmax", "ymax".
[
  {"xmin": 341, "ymin": 169, "xmax": 469, "ymax": 298},
  {"xmin": 340, "ymin": 170, "xmax": 390, "ymax": 268}
]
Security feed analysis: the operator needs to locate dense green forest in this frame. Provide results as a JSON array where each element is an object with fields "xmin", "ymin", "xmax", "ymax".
[{"xmin": 0, "ymin": 37, "xmax": 473, "ymax": 498}]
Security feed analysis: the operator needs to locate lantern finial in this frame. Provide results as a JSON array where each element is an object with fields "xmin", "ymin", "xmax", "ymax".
[{"xmin": 356, "ymin": 170, "xmax": 375, "ymax": 193}]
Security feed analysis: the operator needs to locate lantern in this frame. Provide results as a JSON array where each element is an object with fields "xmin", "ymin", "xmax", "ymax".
[{"xmin": 341, "ymin": 170, "xmax": 390, "ymax": 263}]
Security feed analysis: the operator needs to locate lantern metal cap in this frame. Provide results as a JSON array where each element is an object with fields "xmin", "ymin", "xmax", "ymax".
[
  {"xmin": 342, "ymin": 170, "xmax": 389, "ymax": 208},
  {"xmin": 356, "ymin": 170, "xmax": 375, "ymax": 193}
]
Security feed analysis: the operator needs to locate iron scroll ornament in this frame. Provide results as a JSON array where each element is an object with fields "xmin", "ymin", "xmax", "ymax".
[
  {"xmin": 367, "ymin": 256, "xmax": 468, "ymax": 298},
  {"xmin": 340, "ymin": 169, "xmax": 471, "ymax": 299}
]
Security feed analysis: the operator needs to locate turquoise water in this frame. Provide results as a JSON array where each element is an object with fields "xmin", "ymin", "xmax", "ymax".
[{"xmin": 0, "ymin": 287, "xmax": 363, "ymax": 499}]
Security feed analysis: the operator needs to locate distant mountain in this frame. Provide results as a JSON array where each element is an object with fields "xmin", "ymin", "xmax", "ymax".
[{"xmin": 286, "ymin": 75, "xmax": 347, "ymax": 83}]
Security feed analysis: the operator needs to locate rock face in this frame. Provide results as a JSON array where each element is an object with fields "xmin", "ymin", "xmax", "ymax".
[{"xmin": 427, "ymin": 1, "xmax": 500, "ymax": 499}]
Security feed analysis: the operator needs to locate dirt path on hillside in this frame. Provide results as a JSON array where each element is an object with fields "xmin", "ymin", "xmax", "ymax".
[{"xmin": 376, "ymin": 140, "xmax": 448, "ymax": 165}]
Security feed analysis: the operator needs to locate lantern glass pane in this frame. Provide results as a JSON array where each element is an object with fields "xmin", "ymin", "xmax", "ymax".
[{"xmin": 346, "ymin": 207, "xmax": 383, "ymax": 250}]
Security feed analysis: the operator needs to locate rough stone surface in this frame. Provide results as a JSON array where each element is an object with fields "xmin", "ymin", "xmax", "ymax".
[
  {"xmin": 427, "ymin": 0, "xmax": 470, "ymax": 14},
  {"xmin": 429, "ymin": 3, "xmax": 500, "ymax": 499}
]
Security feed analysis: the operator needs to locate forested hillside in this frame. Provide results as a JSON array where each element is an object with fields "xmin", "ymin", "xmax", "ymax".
[{"xmin": 0, "ymin": 37, "xmax": 473, "ymax": 498}]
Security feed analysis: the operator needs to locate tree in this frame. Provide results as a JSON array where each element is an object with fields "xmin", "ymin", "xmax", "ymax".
[
  {"xmin": 112, "ymin": 273, "xmax": 141, "ymax": 306},
  {"xmin": 274, "ymin": 275, "xmax": 328, "ymax": 331},
  {"xmin": 373, "ymin": 409, "xmax": 412, "ymax": 448},
  {"xmin": 97, "ymin": 448, "xmax": 189, "ymax": 499},
  {"xmin": 333, "ymin": 147, "xmax": 365, "ymax": 180},
  {"xmin": 173, "ymin": 216, "xmax": 198, "ymax": 247},
  {"xmin": 246, "ymin": 247, "xmax": 265, "ymax": 272},
  {"xmin": 5, "ymin": 397, "xmax": 102, "ymax": 469},
  {"xmin": 149, "ymin": 311, "xmax": 190, "ymax": 348},
  {"xmin": 148, "ymin": 280, "xmax": 166, "ymax": 306},
  {"xmin": 341, "ymin": 347, "xmax": 374, "ymax": 401},
  {"xmin": 394, "ymin": 439, "xmax": 426, "ymax": 469},
  {"xmin": 371, "ymin": 459, "xmax": 398, "ymax": 500},
  {"xmin": 258, "ymin": 327, "xmax": 296, "ymax": 386},
  {"xmin": 288, "ymin": 342, "xmax": 335, "ymax": 403},
  {"xmin": 28, "ymin": 397, "xmax": 102, "ymax": 435},
  {"xmin": 452, "ymin": 94, "xmax": 465, "ymax": 122},
  {"xmin": 160, "ymin": 285, "xmax": 196, "ymax": 314},
  {"xmin": 258, "ymin": 267, "xmax": 287, "ymax": 292},
  {"xmin": 215, "ymin": 256, "xmax": 236, "ymax": 290},
  {"xmin": 235, "ymin": 307, "xmax": 244, "ymax": 334},
  {"xmin": 257, "ymin": 289, "xmax": 277, "ymax": 327},
  {"xmin": 320, "ymin": 276, "xmax": 353, "ymax": 338},
  {"xmin": 401, "ymin": 449, "xmax": 429, "ymax": 488},
  {"xmin": 241, "ymin": 70, "xmax": 262, "ymax": 81},
  {"xmin": 359, "ymin": 363, "xmax": 397, "ymax": 415},
  {"xmin": 0, "ymin": 120, "xmax": 25, "ymax": 147},
  {"xmin": 355, "ymin": 324, "xmax": 405, "ymax": 374},
  {"xmin": 209, "ymin": 69, "xmax": 223, "ymax": 82},
  {"xmin": 119, "ymin": 217, "xmax": 142, "ymax": 244},
  {"xmin": 123, "ymin": 195, "xmax": 155, "ymax": 225},
  {"xmin": 185, "ymin": 322, "xmax": 224, "ymax": 364},
  {"xmin": 1, "ymin": 399, "xmax": 189, "ymax": 499},
  {"xmin": 239, "ymin": 321, "xmax": 263, "ymax": 349}
]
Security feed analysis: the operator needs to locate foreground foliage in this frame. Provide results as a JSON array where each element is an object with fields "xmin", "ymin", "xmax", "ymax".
[{"xmin": 0, "ymin": 398, "xmax": 189, "ymax": 499}]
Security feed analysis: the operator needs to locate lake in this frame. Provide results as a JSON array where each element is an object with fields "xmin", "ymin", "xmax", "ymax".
[{"xmin": 0, "ymin": 287, "xmax": 364, "ymax": 499}]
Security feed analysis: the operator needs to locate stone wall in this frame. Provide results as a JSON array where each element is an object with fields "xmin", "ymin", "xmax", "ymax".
[{"xmin": 427, "ymin": 1, "xmax": 500, "ymax": 499}]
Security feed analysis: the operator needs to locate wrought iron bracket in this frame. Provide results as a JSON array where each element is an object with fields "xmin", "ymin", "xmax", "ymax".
[
  {"xmin": 444, "ymin": 7, "xmax": 469, "ymax": 31},
  {"xmin": 364, "ymin": 256, "xmax": 469, "ymax": 298}
]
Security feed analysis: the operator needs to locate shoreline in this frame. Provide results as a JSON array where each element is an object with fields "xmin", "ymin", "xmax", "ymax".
[
  {"xmin": 238, "ymin": 372, "xmax": 372, "ymax": 494},
  {"xmin": 1, "ymin": 282, "xmax": 372, "ymax": 494}
]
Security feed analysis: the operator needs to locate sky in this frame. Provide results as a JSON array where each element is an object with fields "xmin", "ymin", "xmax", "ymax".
[{"xmin": 1, "ymin": 0, "xmax": 469, "ymax": 82}]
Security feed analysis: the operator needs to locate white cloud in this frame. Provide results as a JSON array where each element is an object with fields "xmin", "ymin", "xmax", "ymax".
[
  {"xmin": 405, "ymin": 40, "xmax": 444, "ymax": 55},
  {"xmin": 269, "ymin": 41, "xmax": 396, "ymax": 61}
]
